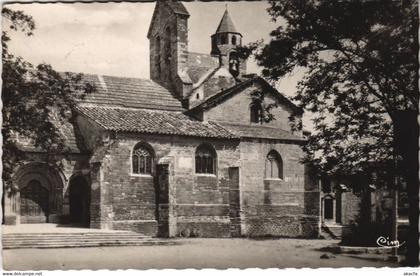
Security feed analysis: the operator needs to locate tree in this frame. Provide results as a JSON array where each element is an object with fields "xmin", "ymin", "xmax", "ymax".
[
  {"xmin": 249, "ymin": 90, "xmax": 278, "ymax": 124},
  {"xmin": 239, "ymin": 0, "xmax": 418, "ymax": 265},
  {"xmin": 2, "ymin": 8, "xmax": 94, "ymax": 186}
]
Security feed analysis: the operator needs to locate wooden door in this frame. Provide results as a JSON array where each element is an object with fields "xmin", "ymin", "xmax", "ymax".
[{"xmin": 20, "ymin": 180, "xmax": 49, "ymax": 223}]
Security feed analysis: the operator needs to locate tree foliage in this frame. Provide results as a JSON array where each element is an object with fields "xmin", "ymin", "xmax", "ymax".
[
  {"xmin": 238, "ymin": 0, "xmax": 418, "ymax": 265},
  {"xmin": 249, "ymin": 90, "xmax": 278, "ymax": 124},
  {"xmin": 240, "ymin": 0, "xmax": 418, "ymax": 175},
  {"xmin": 2, "ymin": 7, "xmax": 94, "ymax": 184}
]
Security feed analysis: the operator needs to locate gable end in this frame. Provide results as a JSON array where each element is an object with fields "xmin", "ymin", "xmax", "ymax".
[{"xmin": 187, "ymin": 77, "xmax": 303, "ymax": 115}]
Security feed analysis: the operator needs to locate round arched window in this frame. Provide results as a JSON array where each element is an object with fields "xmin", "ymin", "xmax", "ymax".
[
  {"xmin": 132, "ymin": 143, "xmax": 155, "ymax": 175},
  {"xmin": 195, "ymin": 144, "xmax": 217, "ymax": 174},
  {"xmin": 265, "ymin": 150, "xmax": 283, "ymax": 179}
]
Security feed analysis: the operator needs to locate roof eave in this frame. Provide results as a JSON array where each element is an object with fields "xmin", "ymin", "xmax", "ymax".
[
  {"xmin": 211, "ymin": 32, "xmax": 243, "ymax": 37},
  {"xmin": 112, "ymin": 129, "xmax": 238, "ymax": 140},
  {"xmin": 240, "ymin": 135, "xmax": 307, "ymax": 143}
]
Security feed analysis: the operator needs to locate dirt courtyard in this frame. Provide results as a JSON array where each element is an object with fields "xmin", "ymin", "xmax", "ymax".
[{"xmin": 2, "ymin": 238, "xmax": 399, "ymax": 270}]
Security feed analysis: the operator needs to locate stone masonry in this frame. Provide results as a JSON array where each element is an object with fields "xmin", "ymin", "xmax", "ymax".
[{"xmin": 4, "ymin": 0, "xmax": 320, "ymax": 239}]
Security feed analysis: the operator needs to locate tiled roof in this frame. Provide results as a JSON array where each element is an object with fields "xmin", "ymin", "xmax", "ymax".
[
  {"xmin": 188, "ymin": 77, "xmax": 254, "ymax": 110},
  {"xmin": 217, "ymin": 122, "xmax": 306, "ymax": 142},
  {"xmin": 186, "ymin": 53, "xmax": 219, "ymax": 88},
  {"xmin": 187, "ymin": 66, "xmax": 216, "ymax": 84},
  {"xmin": 215, "ymin": 9, "xmax": 239, "ymax": 34},
  {"xmin": 188, "ymin": 77, "xmax": 303, "ymax": 114},
  {"xmin": 77, "ymin": 106, "xmax": 237, "ymax": 139},
  {"xmin": 79, "ymin": 74, "xmax": 184, "ymax": 112}
]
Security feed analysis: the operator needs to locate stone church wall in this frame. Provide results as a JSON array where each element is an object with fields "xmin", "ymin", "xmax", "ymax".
[
  {"xmin": 202, "ymin": 84, "xmax": 300, "ymax": 134},
  {"xmin": 93, "ymin": 133, "xmax": 240, "ymax": 237},
  {"xmin": 239, "ymin": 139, "xmax": 319, "ymax": 237},
  {"xmin": 149, "ymin": 1, "xmax": 191, "ymax": 99}
]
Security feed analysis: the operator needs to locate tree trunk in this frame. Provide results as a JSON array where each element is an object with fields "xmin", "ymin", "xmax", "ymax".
[{"xmin": 394, "ymin": 110, "xmax": 419, "ymax": 266}]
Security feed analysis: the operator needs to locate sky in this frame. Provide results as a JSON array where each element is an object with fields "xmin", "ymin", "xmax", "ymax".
[{"xmin": 4, "ymin": 1, "xmax": 310, "ymax": 128}]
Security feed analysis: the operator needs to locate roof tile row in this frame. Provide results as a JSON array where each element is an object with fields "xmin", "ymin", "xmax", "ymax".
[
  {"xmin": 77, "ymin": 105, "xmax": 237, "ymax": 139},
  {"xmin": 77, "ymin": 105, "xmax": 306, "ymax": 142},
  {"xmin": 80, "ymin": 74, "xmax": 184, "ymax": 112}
]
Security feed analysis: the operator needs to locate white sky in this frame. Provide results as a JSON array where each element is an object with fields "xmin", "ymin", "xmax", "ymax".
[{"xmin": 4, "ymin": 0, "xmax": 310, "ymax": 129}]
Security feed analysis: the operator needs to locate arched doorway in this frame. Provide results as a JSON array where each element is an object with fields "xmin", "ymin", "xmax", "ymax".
[
  {"xmin": 69, "ymin": 176, "xmax": 90, "ymax": 226},
  {"xmin": 6, "ymin": 162, "xmax": 65, "ymax": 225},
  {"xmin": 20, "ymin": 180, "xmax": 49, "ymax": 223}
]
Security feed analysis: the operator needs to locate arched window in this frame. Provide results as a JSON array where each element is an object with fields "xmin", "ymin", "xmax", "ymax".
[
  {"xmin": 195, "ymin": 144, "xmax": 217, "ymax": 174},
  {"xmin": 232, "ymin": 35, "xmax": 237, "ymax": 45},
  {"xmin": 265, "ymin": 150, "xmax": 283, "ymax": 179},
  {"xmin": 132, "ymin": 143, "xmax": 154, "ymax": 175}
]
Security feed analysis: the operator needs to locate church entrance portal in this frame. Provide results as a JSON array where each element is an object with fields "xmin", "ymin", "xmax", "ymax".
[
  {"xmin": 69, "ymin": 176, "xmax": 90, "ymax": 226},
  {"xmin": 20, "ymin": 180, "xmax": 49, "ymax": 223}
]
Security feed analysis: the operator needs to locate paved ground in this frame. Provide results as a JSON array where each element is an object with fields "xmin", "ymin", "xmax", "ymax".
[
  {"xmin": 2, "ymin": 238, "xmax": 399, "ymax": 270},
  {"xmin": 2, "ymin": 223, "xmax": 131, "ymax": 233}
]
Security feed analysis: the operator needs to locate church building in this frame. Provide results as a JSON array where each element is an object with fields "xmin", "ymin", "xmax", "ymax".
[{"xmin": 4, "ymin": 1, "xmax": 320, "ymax": 238}]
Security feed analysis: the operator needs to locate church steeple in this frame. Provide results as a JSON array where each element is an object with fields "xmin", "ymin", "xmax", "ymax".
[
  {"xmin": 211, "ymin": 7, "xmax": 244, "ymax": 78},
  {"xmin": 211, "ymin": 7, "xmax": 242, "ymax": 57},
  {"xmin": 215, "ymin": 6, "xmax": 239, "ymax": 34}
]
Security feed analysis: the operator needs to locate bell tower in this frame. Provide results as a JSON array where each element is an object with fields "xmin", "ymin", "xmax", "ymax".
[
  {"xmin": 210, "ymin": 7, "xmax": 246, "ymax": 78},
  {"xmin": 147, "ymin": 0, "xmax": 193, "ymax": 99}
]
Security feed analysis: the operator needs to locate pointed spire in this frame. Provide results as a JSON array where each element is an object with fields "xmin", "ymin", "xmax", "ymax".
[{"xmin": 215, "ymin": 7, "xmax": 238, "ymax": 34}]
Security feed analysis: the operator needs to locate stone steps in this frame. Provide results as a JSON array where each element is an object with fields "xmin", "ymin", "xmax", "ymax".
[
  {"xmin": 2, "ymin": 231, "xmax": 173, "ymax": 249},
  {"xmin": 3, "ymin": 233, "xmax": 148, "ymax": 238},
  {"xmin": 320, "ymin": 225, "xmax": 342, "ymax": 240}
]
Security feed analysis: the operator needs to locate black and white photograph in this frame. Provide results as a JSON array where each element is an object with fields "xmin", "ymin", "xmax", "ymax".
[{"xmin": 1, "ymin": 0, "xmax": 419, "ymax": 271}]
